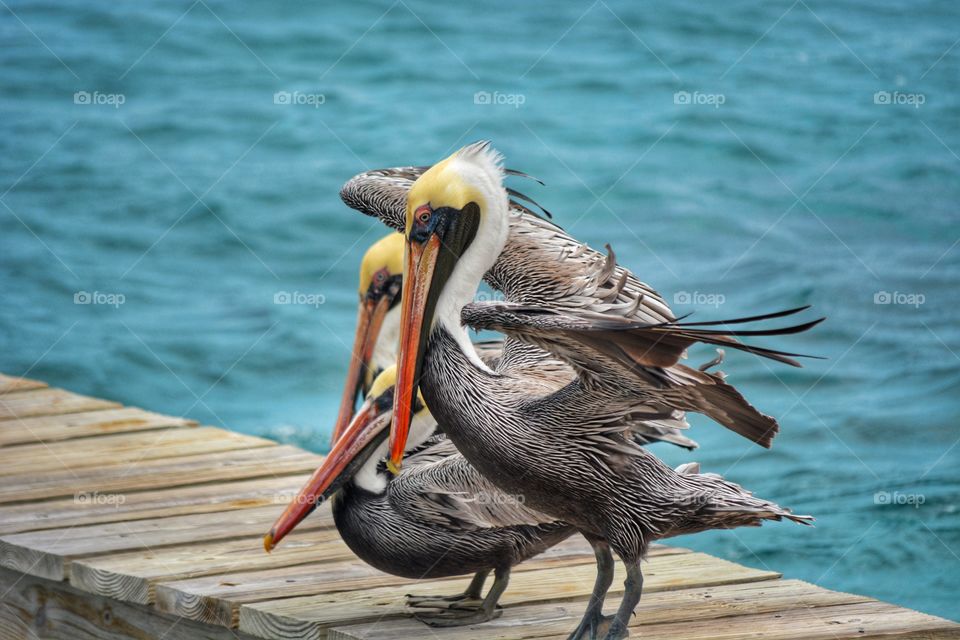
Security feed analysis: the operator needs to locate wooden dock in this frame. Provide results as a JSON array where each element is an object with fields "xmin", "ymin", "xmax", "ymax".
[{"xmin": 1, "ymin": 371, "xmax": 957, "ymax": 640}]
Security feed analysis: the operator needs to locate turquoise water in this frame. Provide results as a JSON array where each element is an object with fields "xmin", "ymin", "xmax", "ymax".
[{"xmin": 2, "ymin": 0, "xmax": 958, "ymax": 620}]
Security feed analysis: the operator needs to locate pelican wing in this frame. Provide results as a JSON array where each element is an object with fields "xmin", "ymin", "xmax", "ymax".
[
  {"xmin": 389, "ymin": 440, "xmax": 560, "ymax": 530},
  {"xmin": 462, "ymin": 301, "xmax": 821, "ymax": 447},
  {"xmin": 340, "ymin": 167, "xmax": 676, "ymax": 325},
  {"xmin": 496, "ymin": 336, "xmax": 698, "ymax": 449}
]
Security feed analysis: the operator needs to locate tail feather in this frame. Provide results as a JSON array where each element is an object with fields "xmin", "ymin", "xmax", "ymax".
[
  {"xmin": 661, "ymin": 364, "xmax": 780, "ymax": 448},
  {"xmin": 665, "ymin": 463, "xmax": 813, "ymax": 537}
]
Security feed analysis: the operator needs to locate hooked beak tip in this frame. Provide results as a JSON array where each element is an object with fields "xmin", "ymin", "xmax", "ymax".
[
  {"xmin": 386, "ymin": 458, "xmax": 402, "ymax": 475},
  {"xmin": 263, "ymin": 531, "xmax": 275, "ymax": 554}
]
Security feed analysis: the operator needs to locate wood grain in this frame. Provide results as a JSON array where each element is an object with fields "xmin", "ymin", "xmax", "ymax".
[
  {"xmin": 0, "ymin": 407, "xmax": 196, "ymax": 447},
  {"xmin": 0, "ymin": 388, "xmax": 119, "ymax": 420},
  {"xmin": 238, "ymin": 552, "xmax": 779, "ymax": 638}
]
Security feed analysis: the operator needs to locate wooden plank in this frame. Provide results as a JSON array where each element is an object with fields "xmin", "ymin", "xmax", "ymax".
[
  {"xmin": 239, "ymin": 551, "xmax": 779, "ymax": 639},
  {"xmin": 0, "ymin": 407, "xmax": 196, "ymax": 447},
  {"xmin": 0, "ymin": 443, "xmax": 321, "ymax": 503},
  {"xmin": 0, "ymin": 373, "xmax": 47, "ymax": 393},
  {"xmin": 0, "ymin": 504, "xmax": 335, "ymax": 582},
  {"xmin": 0, "ymin": 565, "xmax": 262, "ymax": 640},
  {"xmin": 0, "ymin": 388, "xmax": 120, "ymax": 420},
  {"xmin": 538, "ymin": 601, "xmax": 960, "ymax": 640},
  {"xmin": 72, "ymin": 536, "xmax": 360, "ymax": 605},
  {"xmin": 0, "ymin": 474, "xmax": 316, "ymax": 535},
  {"xmin": 155, "ymin": 539, "xmax": 685, "ymax": 628},
  {"xmin": 0, "ymin": 426, "xmax": 274, "ymax": 476},
  {"xmin": 328, "ymin": 579, "xmax": 874, "ymax": 640}
]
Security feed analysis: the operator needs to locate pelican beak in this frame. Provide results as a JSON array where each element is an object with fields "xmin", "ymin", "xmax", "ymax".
[
  {"xmin": 389, "ymin": 203, "xmax": 481, "ymax": 470},
  {"xmin": 331, "ymin": 293, "xmax": 394, "ymax": 442},
  {"xmin": 264, "ymin": 393, "xmax": 391, "ymax": 552}
]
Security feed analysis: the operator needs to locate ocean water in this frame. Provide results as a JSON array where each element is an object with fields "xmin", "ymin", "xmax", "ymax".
[{"xmin": 1, "ymin": 0, "xmax": 958, "ymax": 621}]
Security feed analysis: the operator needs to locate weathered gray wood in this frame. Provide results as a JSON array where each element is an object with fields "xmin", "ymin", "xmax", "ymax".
[
  {"xmin": 0, "ymin": 426, "xmax": 274, "ymax": 476},
  {"xmin": 542, "ymin": 602, "xmax": 960, "ymax": 640},
  {"xmin": 0, "ymin": 373, "xmax": 47, "ymax": 393},
  {"xmin": 72, "ymin": 535, "xmax": 359, "ymax": 605},
  {"xmin": 0, "ymin": 443, "xmax": 321, "ymax": 503},
  {"xmin": 0, "ymin": 407, "xmax": 196, "ymax": 447},
  {"xmin": 327, "ymin": 579, "xmax": 873, "ymax": 640},
  {"xmin": 0, "ymin": 473, "xmax": 315, "ymax": 535},
  {"xmin": 0, "ymin": 565, "xmax": 261, "ymax": 640},
  {"xmin": 154, "ymin": 540, "xmax": 685, "ymax": 628},
  {"xmin": 0, "ymin": 388, "xmax": 119, "ymax": 420},
  {"xmin": 0, "ymin": 504, "xmax": 335, "ymax": 582},
  {"xmin": 239, "ymin": 552, "xmax": 780, "ymax": 638}
]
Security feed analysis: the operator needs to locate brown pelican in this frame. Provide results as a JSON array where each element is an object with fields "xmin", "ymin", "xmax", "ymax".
[
  {"xmin": 340, "ymin": 166, "xmax": 820, "ymax": 450},
  {"xmin": 266, "ymin": 366, "xmax": 575, "ymax": 626},
  {"xmin": 386, "ymin": 142, "xmax": 814, "ymax": 640},
  {"xmin": 332, "ymin": 232, "xmax": 404, "ymax": 441}
]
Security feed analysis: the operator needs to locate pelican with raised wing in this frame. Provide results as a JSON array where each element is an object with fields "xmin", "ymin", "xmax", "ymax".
[
  {"xmin": 341, "ymin": 159, "xmax": 820, "ymax": 449},
  {"xmin": 387, "ymin": 142, "xmax": 814, "ymax": 640}
]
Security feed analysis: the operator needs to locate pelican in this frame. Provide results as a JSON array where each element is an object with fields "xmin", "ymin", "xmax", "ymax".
[
  {"xmin": 341, "ymin": 162, "xmax": 819, "ymax": 449},
  {"xmin": 386, "ymin": 142, "xmax": 814, "ymax": 640},
  {"xmin": 332, "ymin": 232, "xmax": 404, "ymax": 441},
  {"xmin": 267, "ymin": 366, "xmax": 575, "ymax": 626}
]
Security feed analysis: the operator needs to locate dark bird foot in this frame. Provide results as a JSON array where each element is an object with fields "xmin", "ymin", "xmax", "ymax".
[
  {"xmin": 414, "ymin": 605, "xmax": 503, "ymax": 627},
  {"xmin": 566, "ymin": 612, "xmax": 615, "ymax": 640},
  {"xmin": 404, "ymin": 593, "xmax": 482, "ymax": 609}
]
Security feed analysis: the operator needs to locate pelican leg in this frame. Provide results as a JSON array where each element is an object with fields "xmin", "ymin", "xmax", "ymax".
[
  {"xmin": 414, "ymin": 566, "xmax": 509, "ymax": 627},
  {"xmin": 405, "ymin": 569, "xmax": 489, "ymax": 608},
  {"xmin": 566, "ymin": 538, "xmax": 615, "ymax": 640},
  {"xmin": 602, "ymin": 560, "xmax": 643, "ymax": 640}
]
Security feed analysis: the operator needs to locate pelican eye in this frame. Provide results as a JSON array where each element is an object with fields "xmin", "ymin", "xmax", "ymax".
[{"xmin": 415, "ymin": 206, "xmax": 431, "ymax": 224}]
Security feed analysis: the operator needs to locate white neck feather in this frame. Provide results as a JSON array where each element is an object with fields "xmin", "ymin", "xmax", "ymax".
[
  {"xmin": 433, "ymin": 176, "xmax": 510, "ymax": 373},
  {"xmin": 352, "ymin": 409, "xmax": 438, "ymax": 494},
  {"xmin": 371, "ymin": 305, "xmax": 401, "ymax": 374}
]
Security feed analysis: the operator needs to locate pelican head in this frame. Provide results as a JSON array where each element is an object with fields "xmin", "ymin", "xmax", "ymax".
[
  {"xmin": 332, "ymin": 232, "xmax": 405, "ymax": 442},
  {"xmin": 265, "ymin": 366, "xmax": 434, "ymax": 552},
  {"xmin": 389, "ymin": 141, "xmax": 511, "ymax": 470}
]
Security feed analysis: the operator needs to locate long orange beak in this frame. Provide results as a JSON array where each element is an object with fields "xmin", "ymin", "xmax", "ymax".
[
  {"xmin": 265, "ymin": 396, "xmax": 387, "ymax": 552},
  {"xmin": 331, "ymin": 296, "xmax": 391, "ymax": 442},
  {"xmin": 387, "ymin": 235, "xmax": 441, "ymax": 471}
]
